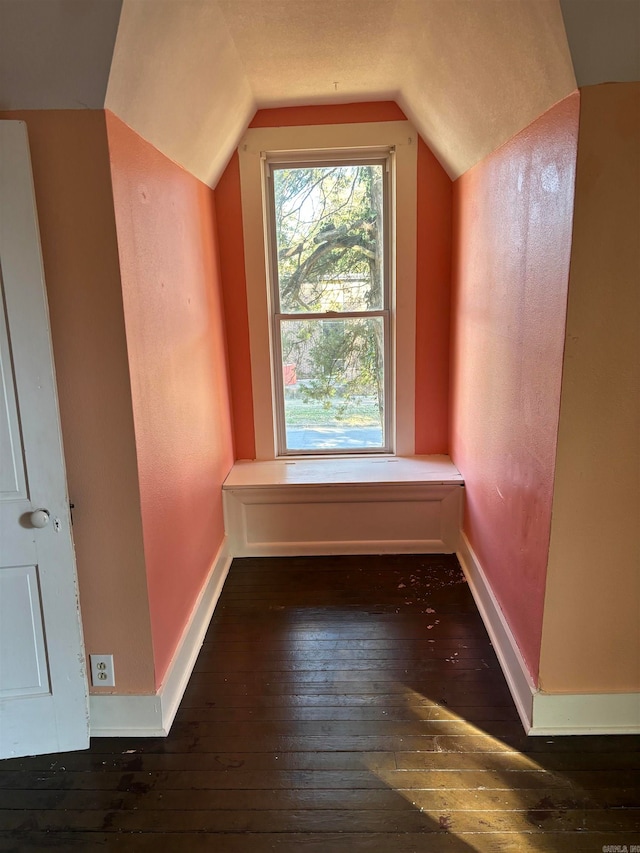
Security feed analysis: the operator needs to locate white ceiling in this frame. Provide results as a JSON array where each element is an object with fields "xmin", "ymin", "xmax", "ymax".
[
  {"xmin": 0, "ymin": 0, "xmax": 637, "ymax": 187},
  {"xmin": 106, "ymin": 0, "xmax": 577, "ymax": 185}
]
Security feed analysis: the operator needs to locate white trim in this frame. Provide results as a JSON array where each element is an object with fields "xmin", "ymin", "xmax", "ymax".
[
  {"xmin": 88, "ymin": 693, "xmax": 162, "ymax": 737},
  {"xmin": 456, "ymin": 531, "xmax": 536, "ymax": 732},
  {"xmin": 223, "ymin": 455, "xmax": 463, "ymax": 488},
  {"xmin": 457, "ymin": 531, "xmax": 640, "ymax": 736},
  {"xmin": 224, "ymin": 481, "xmax": 462, "ymax": 558},
  {"xmin": 530, "ymin": 691, "xmax": 640, "ymax": 736},
  {"xmin": 238, "ymin": 121, "xmax": 417, "ymax": 459},
  {"xmin": 89, "ymin": 538, "xmax": 232, "ymax": 737}
]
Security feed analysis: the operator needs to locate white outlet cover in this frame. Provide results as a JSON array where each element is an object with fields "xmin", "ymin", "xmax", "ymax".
[{"xmin": 90, "ymin": 654, "xmax": 115, "ymax": 688}]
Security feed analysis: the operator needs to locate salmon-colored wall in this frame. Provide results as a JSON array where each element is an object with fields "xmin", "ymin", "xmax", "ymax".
[
  {"xmin": 539, "ymin": 83, "xmax": 640, "ymax": 693},
  {"xmin": 0, "ymin": 110, "xmax": 156, "ymax": 694},
  {"xmin": 249, "ymin": 102, "xmax": 407, "ymax": 128},
  {"xmin": 450, "ymin": 93, "xmax": 580, "ymax": 683},
  {"xmin": 214, "ymin": 152, "xmax": 255, "ymax": 460},
  {"xmin": 415, "ymin": 137, "xmax": 452, "ymax": 453},
  {"xmin": 105, "ymin": 112, "xmax": 234, "ymax": 688},
  {"xmin": 215, "ymin": 101, "xmax": 451, "ymax": 458}
]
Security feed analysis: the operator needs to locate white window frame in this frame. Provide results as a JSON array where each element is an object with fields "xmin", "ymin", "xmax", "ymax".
[
  {"xmin": 266, "ymin": 152, "xmax": 393, "ymax": 456},
  {"xmin": 239, "ymin": 121, "xmax": 417, "ymax": 460}
]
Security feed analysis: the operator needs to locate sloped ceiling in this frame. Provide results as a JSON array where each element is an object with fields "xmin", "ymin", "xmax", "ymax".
[
  {"xmin": 105, "ymin": 0, "xmax": 254, "ymax": 189},
  {"xmin": 1, "ymin": 0, "xmax": 636, "ymax": 188},
  {"xmin": 105, "ymin": 0, "xmax": 577, "ymax": 185}
]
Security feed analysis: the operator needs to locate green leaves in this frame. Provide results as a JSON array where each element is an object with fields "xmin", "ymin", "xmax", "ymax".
[
  {"xmin": 273, "ymin": 165, "xmax": 383, "ymax": 314},
  {"xmin": 273, "ymin": 162, "xmax": 387, "ymax": 441}
]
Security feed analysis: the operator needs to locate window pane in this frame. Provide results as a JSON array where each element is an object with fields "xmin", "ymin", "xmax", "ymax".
[
  {"xmin": 273, "ymin": 164, "xmax": 384, "ymax": 314},
  {"xmin": 281, "ymin": 317, "xmax": 385, "ymax": 451}
]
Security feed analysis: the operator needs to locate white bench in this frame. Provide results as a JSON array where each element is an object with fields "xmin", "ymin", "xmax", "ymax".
[{"xmin": 223, "ymin": 456, "xmax": 464, "ymax": 557}]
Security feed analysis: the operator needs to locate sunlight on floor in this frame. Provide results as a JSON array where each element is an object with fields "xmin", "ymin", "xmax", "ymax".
[{"xmin": 366, "ymin": 685, "xmax": 585, "ymax": 853}]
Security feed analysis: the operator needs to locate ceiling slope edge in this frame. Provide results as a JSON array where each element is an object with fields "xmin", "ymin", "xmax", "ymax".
[
  {"xmin": 105, "ymin": 0, "xmax": 255, "ymax": 188},
  {"xmin": 105, "ymin": 0, "xmax": 577, "ymax": 186}
]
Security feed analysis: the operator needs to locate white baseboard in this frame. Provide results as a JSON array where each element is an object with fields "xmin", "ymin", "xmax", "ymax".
[
  {"xmin": 531, "ymin": 691, "xmax": 640, "ymax": 735},
  {"xmin": 457, "ymin": 532, "xmax": 640, "ymax": 735},
  {"xmin": 456, "ymin": 532, "xmax": 536, "ymax": 732},
  {"xmin": 88, "ymin": 692, "xmax": 163, "ymax": 737},
  {"xmin": 90, "ymin": 537, "xmax": 232, "ymax": 737}
]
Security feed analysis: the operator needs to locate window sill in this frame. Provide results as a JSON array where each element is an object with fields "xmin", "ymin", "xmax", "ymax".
[{"xmin": 223, "ymin": 454, "xmax": 463, "ymax": 490}]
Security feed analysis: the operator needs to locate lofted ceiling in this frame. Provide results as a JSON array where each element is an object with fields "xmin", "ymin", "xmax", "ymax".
[
  {"xmin": 105, "ymin": 0, "xmax": 577, "ymax": 184},
  {"xmin": 0, "ymin": 0, "xmax": 638, "ymax": 187}
]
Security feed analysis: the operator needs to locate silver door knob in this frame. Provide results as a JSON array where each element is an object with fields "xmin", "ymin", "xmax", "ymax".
[{"xmin": 30, "ymin": 509, "xmax": 50, "ymax": 529}]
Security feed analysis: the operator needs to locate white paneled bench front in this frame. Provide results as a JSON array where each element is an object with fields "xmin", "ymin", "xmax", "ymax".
[{"xmin": 223, "ymin": 456, "xmax": 464, "ymax": 557}]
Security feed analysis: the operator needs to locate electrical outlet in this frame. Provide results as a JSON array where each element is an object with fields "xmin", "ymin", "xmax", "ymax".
[{"xmin": 90, "ymin": 654, "xmax": 115, "ymax": 687}]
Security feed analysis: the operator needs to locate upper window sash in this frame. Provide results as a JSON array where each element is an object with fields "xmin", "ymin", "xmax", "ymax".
[{"xmin": 265, "ymin": 155, "xmax": 392, "ymax": 319}]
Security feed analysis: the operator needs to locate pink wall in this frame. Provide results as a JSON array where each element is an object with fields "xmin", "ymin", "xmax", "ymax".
[
  {"xmin": 249, "ymin": 102, "xmax": 407, "ymax": 128},
  {"xmin": 415, "ymin": 137, "xmax": 452, "ymax": 454},
  {"xmin": 215, "ymin": 101, "xmax": 451, "ymax": 457},
  {"xmin": 450, "ymin": 93, "xmax": 580, "ymax": 683},
  {"xmin": 106, "ymin": 112, "xmax": 235, "ymax": 688},
  {"xmin": 215, "ymin": 152, "xmax": 255, "ymax": 460}
]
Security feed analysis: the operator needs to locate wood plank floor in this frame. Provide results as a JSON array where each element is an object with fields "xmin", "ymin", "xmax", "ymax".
[{"xmin": 1, "ymin": 554, "xmax": 639, "ymax": 851}]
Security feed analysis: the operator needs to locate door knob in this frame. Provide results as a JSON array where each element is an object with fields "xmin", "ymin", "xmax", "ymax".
[{"xmin": 30, "ymin": 509, "xmax": 50, "ymax": 529}]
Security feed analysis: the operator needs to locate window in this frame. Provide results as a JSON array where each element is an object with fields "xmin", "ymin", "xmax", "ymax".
[
  {"xmin": 266, "ymin": 157, "xmax": 392, "ymax": 454},
  {"xmin": 238, "ymin": 121, "xmax": 417, "ymax": 459}
]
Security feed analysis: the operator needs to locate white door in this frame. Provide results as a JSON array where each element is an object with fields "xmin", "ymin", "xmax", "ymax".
[{"xmin": 0, "ymin": 121, "xmax": 89, "ymax": 758}]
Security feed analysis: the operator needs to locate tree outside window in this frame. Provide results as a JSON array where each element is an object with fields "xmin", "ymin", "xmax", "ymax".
[{"xmin": 268, "ymin": 159, "xmax": 392, "ymax": 454}]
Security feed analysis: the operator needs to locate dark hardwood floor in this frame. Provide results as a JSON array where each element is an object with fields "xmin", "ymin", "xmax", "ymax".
[{"xmin": 1, "ymin": 554, "xmax": 638, "ymax": 851}]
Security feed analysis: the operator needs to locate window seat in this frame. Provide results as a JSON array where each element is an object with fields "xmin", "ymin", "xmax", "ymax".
[{"xmin": 222, "ymin": 455, "xmax": 463, "ymax": 557}]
